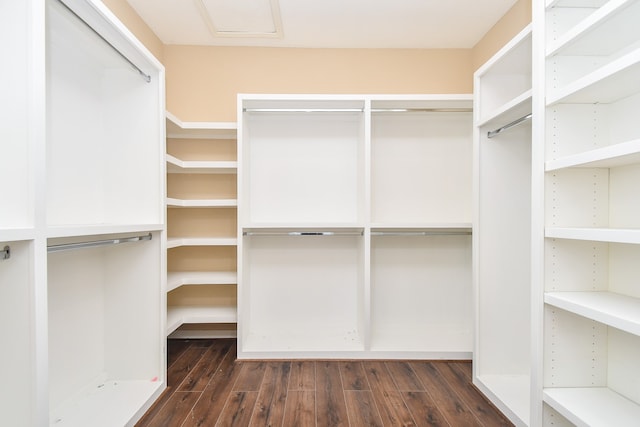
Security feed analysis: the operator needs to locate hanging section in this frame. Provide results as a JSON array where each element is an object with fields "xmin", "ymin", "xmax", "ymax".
[{"xmin": 238, "ymin": 94, "xmax": 473, "ymax": 359}]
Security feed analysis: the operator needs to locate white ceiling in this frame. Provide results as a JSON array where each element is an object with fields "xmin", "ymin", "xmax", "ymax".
[{"xmin": 125, "ymin": 0, "xmax": 519, "ymax": 49}]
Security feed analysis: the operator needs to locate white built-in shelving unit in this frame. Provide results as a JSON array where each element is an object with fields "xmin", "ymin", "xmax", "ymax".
[
  {"xmin": 473, "ymin": 24, "xmax": 533, "ymax": 427},
  {"xmin": 0, "ymin": 0, "xmax": 166, "ymax": 425},
  {"xmin": 237, "ymin": 94, "xmax": 473, "ymax": 359},
  {"xmin": 535, "ymin": 0, "xmax": 640, "ymax": 425},
  {"xmin": 165, "ymin": 112, "xmax": 238, "ymax": 338}
]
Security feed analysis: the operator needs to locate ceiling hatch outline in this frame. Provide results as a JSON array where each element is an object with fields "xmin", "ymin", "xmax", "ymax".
[{"xmin": 194, "ymin": 0, "xmax": 284, "ymax": 39}]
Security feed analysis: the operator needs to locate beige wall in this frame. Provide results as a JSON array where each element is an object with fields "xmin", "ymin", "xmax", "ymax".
[
  {"xmin": 164, "ymin": 47, "xmax": 472, "ymax": 122},
  {"xmin": 101, "ymin": 0, "xmax": 164, "ymax": 62},
  {"xmin": 472, "ymin": 0, "xmax": 532, "ymax": 71},
  {"xmin": 103, "ymin": 0, "xmax": 531, "ymax": 122}
]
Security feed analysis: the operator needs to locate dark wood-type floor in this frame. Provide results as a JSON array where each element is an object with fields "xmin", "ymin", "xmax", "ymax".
[{"xmin": 136, "ymin": 338, "xmax": 513, "ymax": 427}]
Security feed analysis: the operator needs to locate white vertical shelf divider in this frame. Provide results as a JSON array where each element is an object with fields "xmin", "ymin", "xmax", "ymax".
[
  {"xmin": 473, "ymin": 24, "xmax": 533, "ymax": 427},
  {"xmin": 537, "ymin": 0, "xmax": 640, "ymax": 425},
  {"xmin": 238, "ymin": 94, "xmax": 473, "ymax": 359}
]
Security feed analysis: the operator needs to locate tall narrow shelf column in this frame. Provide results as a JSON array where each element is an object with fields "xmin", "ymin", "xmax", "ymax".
[
  {"xmin": 535, "ymin": 0, "xmax": 640, "ymax": 425},
  {"xmin": 165, "ymin": 112, "xmax": 238, "ymax": 338},
  {"xmin": 238, "ymin": 94, "xmax": 473, "ymax": 359},
  {"xmin": 473, "ymin": 24, "xmax": 533, "ymax": 427}
]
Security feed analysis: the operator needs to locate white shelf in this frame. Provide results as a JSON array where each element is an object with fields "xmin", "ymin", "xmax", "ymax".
[
  {"xmin": 474, "ymin": 25, "xmax": 532, "ymax": 125},
  {"xmin": 474, "ymin": 375, "xmax": 530, "ymax": 427},
  {"xmin": 546, "ymin": 227, "xmax": 640, "ymax": 244},
  {"xmin": 545, "ymin": 291, "xmax": 640, "ymax": 336},
  {"xmin": 370, "ymin": 222, "xmax": 472, "ymax": 230},
  {"xmin": 548, "ymin": 47, "xmax": 640, "ymax": 105},
  {"xmin": 51, "ymin": 380, "xmax": 161, "ymax": 427},
  {"xmin": 547, "ymin": 0, "xmax": 607, "ymax": 8},
  {"xmin": 544, "ymin": 387, "xmax": 640, "ymax": 427},
  {"xmin": 167, "ymin": 237, "xmax": 237, "ymax": 248},
  {"xmin": 477, "ymin": 89, "xmax": 532, "ymax": 129},
  {"xmin": 166, "ymin": 154, "xmax": 237, "ymax": 174},
  {"xmin": 243, "ymin": 224, "xmax": 364, "ymax": 231},
  {"xmin": 166, "ymin": 111, "xmax": 236, "ymax": 140},
  {"xmin": 46, "ymin": 224, "xmax": 163, "ymax": 239},
  {"xmin": 546, "ymin": 139, "xmax": 640, "ymax": 170},
  {"xmin": 547, "ymin": 0, "xmax": 640, "ymax": 57},
  {"xmin": 0, "ymin": 228, "xmax": 35, "ymax": 242},
  {"xmin": 166, "ymin": 197, "xmax": 237, "ymax": 208},
  {"xmin": 167, "ymin": 271, "xmax": 237, "ymax": 292},
  {"xmin": 167, "ymin": 306, "xmax": 237, "ymax": 335}
]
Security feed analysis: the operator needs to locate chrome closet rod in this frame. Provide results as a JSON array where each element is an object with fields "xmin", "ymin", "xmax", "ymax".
[
  {"xmin": 1, "ymin": 246, "xmax": 9, "ymax": 260},
  {"xmin": 371, "ymin": 231, "xmax": 471, "ymax": 236},
  {"xmin": 54, "ymin": 0, "xmax": 151, "ymax": 83},
  {"xmin": 371, "ymin": 108, "xmax": 472, "ymax": 113},
  {"xmin": 487, "ymin": 113, "xmax": 532, "ymax": 139},
  {"xmin": 243, "ymin": 108, "xmax": 363, "ymax": 113},
  {"xmin": 243, "ymin": 231, "xmax": 363, "ymax": 236},
  {"xmin": 47, "ymin": 233, "xmax": 152, "ymax": 253}
]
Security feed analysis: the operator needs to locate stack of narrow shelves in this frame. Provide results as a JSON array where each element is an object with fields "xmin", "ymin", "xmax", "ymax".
[
  {"xmin": 539, "ymin": 0, "xmax": 640, "ymax": 424},
  {"xmin": 238, "ymin": 94, "xmax": 473, "ymax": 359},
  {"xmin": 473, "ymin": 24, "xmax": 533, "ymax": 427},
  {"xmin": 165, "ymin": 112, "xmax": 239, "ymax": 337}
]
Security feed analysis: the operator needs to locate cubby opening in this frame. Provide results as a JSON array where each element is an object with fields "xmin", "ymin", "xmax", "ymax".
[{"xmin": 47, "ymin": 233, "xmax": 163, "ymax": 425}]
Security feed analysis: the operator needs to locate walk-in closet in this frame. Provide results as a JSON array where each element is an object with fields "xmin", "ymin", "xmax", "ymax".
[{"xmin": 3, "ymin": 0, "xmax": 640, "ymax": 425}]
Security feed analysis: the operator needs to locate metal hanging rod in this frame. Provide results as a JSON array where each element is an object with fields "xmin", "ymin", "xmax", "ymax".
[
  {"xmin": 55, "ymin": 0, "xmax": 151, "ymax": 83},
  {"xmin": 371, "ymin": 230, "xmax": 472, "ymax": 236},
  {"xmin": 487, "ymin": 113, "xmax": 532, "ymax": 139},
  {"xmin": 243, "ymin": 108, "xmax": 363, "ymax": 113},
  {"xmin": 371, "ymin": 108, "xmax": 472, "ymax": 113},
  {"xmin": 243, "ymin": 231, "xmax": 363, "ymax": 237},
  {"xmin": 1, "ymin": 246, "xmax": 9, "ymax": 260},
  {"xmin": 47, "ymin": 233, "xmax": 152, "ymax": 253}
]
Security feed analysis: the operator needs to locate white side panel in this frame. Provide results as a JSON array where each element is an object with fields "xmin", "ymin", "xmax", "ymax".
[
  {"xmin": 476, "ymin": 124, "xmax": 532, "ymax": 375},
  {"xmin": 0, "ymin": 0, "xmax": 31, "ymax": 229},
  {"xmin": 0, "ymin": 241, "xmax": 34, "ymax": 425}
]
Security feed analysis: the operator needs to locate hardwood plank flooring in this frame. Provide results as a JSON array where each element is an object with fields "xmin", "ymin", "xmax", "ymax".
[{"xmin": 136, "ymin": 339, "xmax": 513, "ymax": 427}]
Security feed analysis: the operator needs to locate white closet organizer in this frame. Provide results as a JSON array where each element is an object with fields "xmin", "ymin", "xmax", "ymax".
[
  {"xmin": 0, "ymin": 1, "xmax": 36, "ymax": 424},
  {"xmin": 1, "ymin": 0, "xmax": 166, "ymax": 425},
  {"xmin": 238, "ymin": 94, "xmax": 473, "ymax": 359},
  {"xmin": 165, "ymin": 112, "xmax": 239, "ymax": 338},
  {"xmin": 473, "ymin": 24, "xmax": 533, "ymax": 427},
  {"xmin": 538, "ymin": 0, "xmax": 640, "ymax": 425}
]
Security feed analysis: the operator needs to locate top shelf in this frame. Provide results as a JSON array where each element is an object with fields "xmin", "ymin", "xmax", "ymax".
[
  {"xmin": 166, "ymin": 111, "xmax": 236, "ymax": 140},
  {"xmin": 474, "ymin": 25, "xmax": 532, "ymax": 126},
  {"xmin": 547, "ymin": 0, "xmax": 640, "ymax": 57}
]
